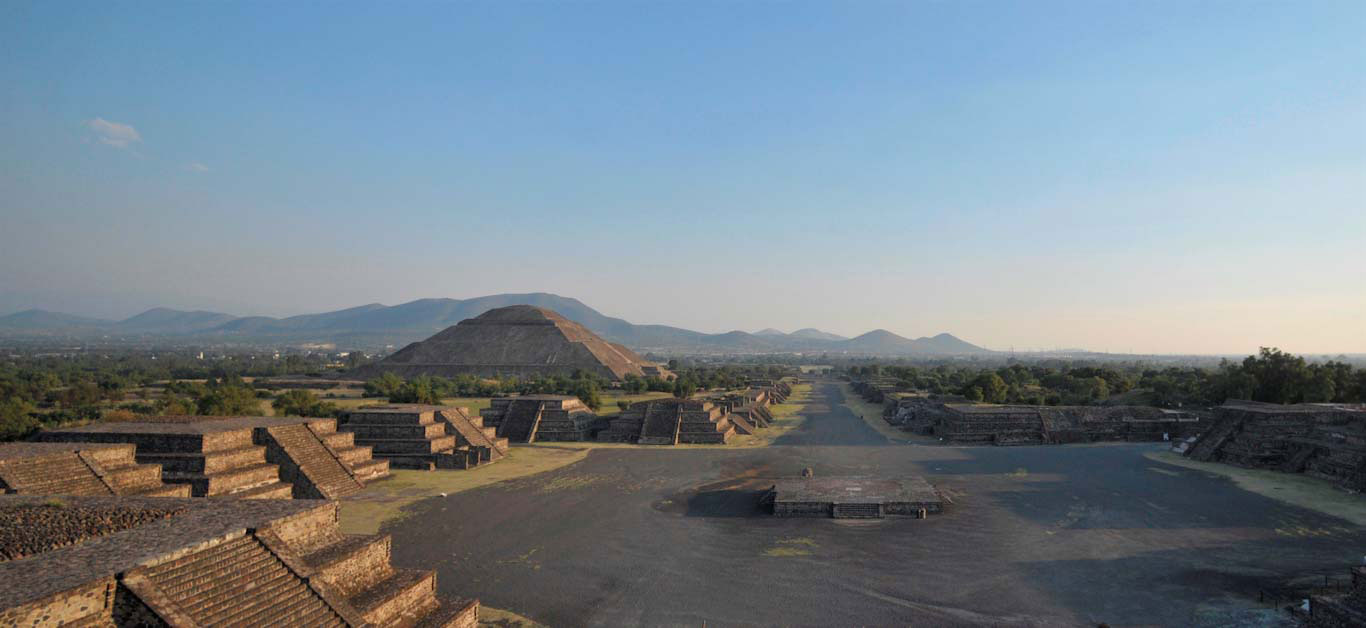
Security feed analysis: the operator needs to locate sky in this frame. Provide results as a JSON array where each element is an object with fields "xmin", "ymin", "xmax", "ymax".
[{"xmin": 2, "ymin": 1, "xmax": 1364, "ymax": 354}]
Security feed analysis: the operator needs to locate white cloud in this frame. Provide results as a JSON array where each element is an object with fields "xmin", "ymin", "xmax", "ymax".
[
  {"xmin": 85, "ymin": 117, "xmax": 141, "ymax": 148},
  {"xmin": 185, "ymin": 162, "xmax": 209, "ymax": 172}
]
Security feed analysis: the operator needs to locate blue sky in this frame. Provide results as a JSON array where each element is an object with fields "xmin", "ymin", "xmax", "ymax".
[{"xmin": 2, "ymin": 1, "xmax": 1364, "ymax": 353}]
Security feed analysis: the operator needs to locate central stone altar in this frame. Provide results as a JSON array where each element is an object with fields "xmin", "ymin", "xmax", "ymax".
[{"xmin": 766, "ymin": 476, "xmax": 944, "ymax": 519}]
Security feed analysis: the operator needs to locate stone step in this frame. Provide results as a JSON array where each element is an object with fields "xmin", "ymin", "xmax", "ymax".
[
  {"xmin": 0, "ymin": 457, "xmax": 113, "ymax": 496},
  {"xmin": 102, "ymin": 462, "xmax": 165, "ymax": 492},
  {"xmin": 414, "ymin": 598, "xmax": 480, "ymax": 628},
  {"xmin": 132, "ymin": 483, "xmax": 193, "ymax": 498},
  {"xmin": 361, "ymin": 436, "xmax": 458, "ymax": 455},
  {"xmin": 381, "ymin": 454, "xmax": 439, "ymax": 470},
  {"xmin": 138, "ymin": 445, "xmax": 266, "ymax": 474},
  {"xmin": 333, "ymin": 444, "xmax": 374, "ymax": 465},
  {"xmin": 163, "ymin": 462, "xmax": 283, "ymax": 496},
  {"xmin": 220, "ymin": 480, "xmax": 294, "ymax": 500},
  {"xmin": 321, "ymin": 431, "xmax": 356, "ymax": 450},
  {"xmin": 345, "ymin": 412, "xmax": 437, "ymax": 426},
  {"xmin": 349, "ymin": 458, "xmax": 391, "ymax": 483},
  {"xmin": 350, "ymin": 568, "xmax": 438, "ymax": 627},
  {"xmin": 345, "ymin": 422, "xmax": 450, "ymax": 441},
  {"xmin": 303, "ymin": 534, "xmax": 393, "ymax": 598}
]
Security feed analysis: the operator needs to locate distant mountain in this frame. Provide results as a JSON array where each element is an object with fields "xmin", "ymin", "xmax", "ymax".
[
  {"xmin": 0, "ymin": 294, "xmax": 991, "ymax": 355},
  {"xmin": 0, "ymin": 309, "xmax": 110, "ymax": 330},
  {"xmin": 115, "ymin": 308, "xmax": 240, "ymax": 334},
  {"xmin": 790, "ymin": 328, "xmax": 847, "ymax": 341},
  {"xmin": 839, "ymin": 329, "xmax": 987, "ymax": 355}
]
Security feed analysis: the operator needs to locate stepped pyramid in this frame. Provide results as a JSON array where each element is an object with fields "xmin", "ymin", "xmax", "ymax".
[
  {"xmin": 38, "ymin": 416, "xmax": 392, "ymax": 499},
  {"xmin": 356, "ymin": 305, "xmax": 670, "ymax": 381},
  {"xmin": 0, "ymin": 495, "xmax": 478, "ymax": 626},
  {"xmin": 600, "ymin": 399, "xmax": 736, "ymax": 445},
  {"xmin": 0, "ymin": 443, "xmax": 190, "ymax": 498},
  {"xmin": 340, "ymin": 404, "xmax": 508, "ymax": 470},
  {"xmin": 480, "ymin": 395, "xmax": 596, "ymax": 442}
]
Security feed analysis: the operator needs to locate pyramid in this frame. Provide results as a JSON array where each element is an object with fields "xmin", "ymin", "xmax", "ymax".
[{"xmin": 360, "ymin": 305, "xmax": 668, "ymax": 381}]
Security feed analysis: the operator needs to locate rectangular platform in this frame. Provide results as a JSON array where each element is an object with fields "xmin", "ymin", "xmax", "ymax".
[{"xmin": 770, "ymin": 476, "xmax": 943, "ymax": 519}]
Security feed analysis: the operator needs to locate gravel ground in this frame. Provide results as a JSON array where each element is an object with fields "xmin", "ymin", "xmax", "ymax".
[{"xmin": 386, "ymin": 380, "xmax": 1361, "ymax": 627}]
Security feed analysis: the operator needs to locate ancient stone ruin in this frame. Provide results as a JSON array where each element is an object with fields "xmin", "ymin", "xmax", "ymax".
[
  {"xmin": 872, "ymin": 392, "xmax": 1202, "ymax": 445},
  {"xmin": 356, "ymin": 305, "xmax": 672, "ymax": 381},
  {"xmin": 0, "ymin": 495, "xmax": 478, "ymax": 626},
  {"xmin": 764, "ymin": 476, "xmax": 944, "ymax": 519},
  {"xmin": 1309, "ymin": 563, "xmax": 1366, "ymax": 626},
  {"xmin": 599, "ymin": 399, "xmax": 737, "ymax": 445},
  {"xmin": 37, "ymin": 416, "xmax": 391, "ymax": 500},
  {"xmin": 1186, "ymin": 400, "xmax": 1366, "ymax": 492},
  {"xmin": 0, "ymin": 443, "xmax": 190, "ymax": 498},
  {"xmin": 479, "ymin": 395, "xmax": 595, "ymax": 442},
  {"xmin": 339, "ymin": 404, "xmax": 508, "ymax": 470}
]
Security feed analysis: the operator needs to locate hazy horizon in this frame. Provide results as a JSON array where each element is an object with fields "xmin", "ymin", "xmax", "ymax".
[{"xmin": 3, "ymin": 2, "xmax": 1365, "ymax": 354}]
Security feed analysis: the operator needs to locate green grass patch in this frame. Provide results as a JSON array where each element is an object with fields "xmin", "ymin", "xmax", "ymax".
[{"xmin": 339, "ymin": 445, "xmax": 591, "ymax": 534}]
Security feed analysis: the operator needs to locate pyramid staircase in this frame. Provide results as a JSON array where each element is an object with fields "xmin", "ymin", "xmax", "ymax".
[
  {"xmin": 436, "ymin": 408, "xmax": 508, "ymax": 465},
  {"xmin": 0, "ymin": 444, "xmax": 190, "ymax": 498},
  {"xmin": 638, "ymin": 402, "xmax": 683, "ymax": 445},
  {"xmin": 496, "ymin": 400, "xmax": 545, "ymax": 443},
  {"xmin": 482, "ymin": 396, "xmax": 594, "ymax": 442},
  {"xmin": 727, "ymin": 412, "xmax": 757, "ymax": 435},
  {"xmin": 117, "ymin": 500, "xmax": 479, "ymax": 627},
  {"xmin": 261, "ymin": 423, "xmax": 370, "ymax": 500},
  {"xmin": 340, "ymin": 405, "xmax": 508, "ymax": 470},
  {"xmin": 1186, "ymin": 416, "xmax": 1241, "ymax": 462}
]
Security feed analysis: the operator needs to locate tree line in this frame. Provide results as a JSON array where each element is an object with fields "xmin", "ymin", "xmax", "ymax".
[{"xmin": 850, "ymin": 348, "xmax": 1366, "ymax": 408}]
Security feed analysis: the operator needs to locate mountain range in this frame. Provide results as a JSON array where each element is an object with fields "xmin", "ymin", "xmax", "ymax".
[{"xmin": 0, "ymin": 293, "xmax": 991, "ymax": 355}]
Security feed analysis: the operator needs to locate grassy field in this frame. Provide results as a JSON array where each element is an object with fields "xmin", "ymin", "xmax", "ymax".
[
  {"xmin": 1147, "ymin": 450, "xmax": 1366, "ymax": 527},
  {"xmin": 731, "ymin": 382, "xmax": 812, "ymax": 446},
  {"xmin": 339, "ymin": 445, "xmax": 592, "ymax": 535}
]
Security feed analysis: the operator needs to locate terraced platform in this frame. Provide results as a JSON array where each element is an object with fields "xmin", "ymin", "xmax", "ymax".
[
  {"xmin": 341, "ymin": 405, "xmax": 507, "ymax": 470},
  {"xmin": 481, "ymin": 395, "xmax": 595, "ymax": 442},
  {"xmin": 0, "ymin": 443, "xmax": 190, "ymax": 498},
  {"xmin": 601, "ymin": 399, "xmax": 736, "ymax": 445},
  {"xmin": 37, "ymin": 416, "xmax": 392, "ymax": 499},
  {"xmin": 0, "ymin": 496, "xmax": 478, "ymax": 627}
]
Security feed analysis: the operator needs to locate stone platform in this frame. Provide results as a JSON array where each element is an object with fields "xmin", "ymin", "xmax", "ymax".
[
  {"xmin": 0, "ymin": 443, "xmax": 190, "ymax": 498},
  {"xmin": 0, "ymin": 495, "xmax": 477, "ymax": 627},
  {"xmin": 480, "ymin": 395, "xmax": 594, "ymax": 442},
  {"xmin": 37, "ymin": 416, "xmax": 391, "ymax": 500},
  {"xmin": 767, "ymin": 476, "xmax": 944, "ymax": 519},
  {"xmin": 340, "ymin": 405, "xmax": 507, "ymax": 470},
  {"xmin": 1187, "ymin": 400, "xmax": 1366, "ymax": 492},
  {"xmin": 599, "ymin": 399, "xmax": 736, "ymax": 445}
]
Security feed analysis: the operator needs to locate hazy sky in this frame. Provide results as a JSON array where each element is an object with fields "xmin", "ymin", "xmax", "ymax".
[{"xmin": 2, "ymin": 1, "xmax": 1364, "ymax": 354}]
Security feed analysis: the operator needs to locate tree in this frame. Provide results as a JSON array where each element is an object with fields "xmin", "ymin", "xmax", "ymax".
[
  {"xmin": 197, "ymin": 381, "xmax": 261, "ymax": 416},
  {"xmin": 572, "ymin": 380, "xmax": 602, "ymax": 410},
  {"xmin": 0, "ymin": 397, "xmax": 39, "ymax": 441},
  {"xmin": 1243, "ymin": 347, "xmax": 1310, "ymax": 404},
  {"xmin": 960, "ymin": 372, "xmax": 1007, "ymax": 404},
  {"xmin": 673, "ymin": 379, "xmax": 697, "ymax": 399},
  {"xmin": 273, "ymin": 390, "xmax": 340, "ymax": 418},
  {"xmin": 390, "ymin": 376, "xmax": 441, "ymax": 405},
  {"xmin": 365, "ymin": 373, "xmax": 404, "ymax": 398}
]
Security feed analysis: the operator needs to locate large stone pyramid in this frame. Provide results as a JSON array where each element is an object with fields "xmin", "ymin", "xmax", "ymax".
[{"xmin": 361, "ymin": 305, "xmax": 666, "ymax": 381}]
